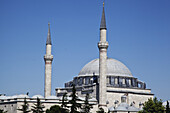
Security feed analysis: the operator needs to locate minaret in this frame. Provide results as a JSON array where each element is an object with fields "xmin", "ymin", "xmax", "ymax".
[
  {"xmin": 44, "ymin": 22, "xmax": 53, "ymax": 98},
  {"xmin": 98, "ymin": 2, "xmax": 108, "ymax": 109}
]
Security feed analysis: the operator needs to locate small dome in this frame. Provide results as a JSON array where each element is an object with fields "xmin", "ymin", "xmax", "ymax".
[
  {"xmin": 17, "ymin": 94, "xmax": 29, "ymax": 98},
  {"xmin": 46, "ymin": 95, "xmax": 58, "ymax": 99},
  {"xmin": 0, "ymin": 96, "xmax": 8, "ymax": 100},
  {"xmin": 32, "ymin": 95, "xmax": 44, "ymax": 99},
  {"xmin": 108, "ymin": 106, "xmax": 115, "ymax": 112},
  {"xmin": 11, "ymin": 95, "xmax": 18, "ymax": 99},
  {"xmin": 115, "ymin": 103, "xmax": 129, "ymax": 111},
  {"xmin": 78, "ymin": 58, "xmax": 132, "ymax": 77},
  {"xmin": 128, "ymin": 105, "xmax": 139, "ymax": 112},
  {"xmin": 89, "ymin": 98, "xmax": 97, "ymax": 102},
  {"xmin": 78, "ymin": 96, "xmax": 85, "ymax": 101}
]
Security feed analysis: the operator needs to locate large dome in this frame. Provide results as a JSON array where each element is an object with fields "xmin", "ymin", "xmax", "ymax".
[{"xmin": 78, "ymin": 58, "xmax": 132, "ymax": 77}]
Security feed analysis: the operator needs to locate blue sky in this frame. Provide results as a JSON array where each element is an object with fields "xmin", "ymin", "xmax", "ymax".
[{"xmin": 0, "ymin": 0, "xmax": 170, "ymax": 101}]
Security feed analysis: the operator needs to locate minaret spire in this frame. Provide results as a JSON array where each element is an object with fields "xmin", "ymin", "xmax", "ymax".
[
  {"xmin": 44, "ymin": 22, "xmax": 53, "ymax": 98},
  {"xmin": 98, "ymin": 1, "xmax": 108, "ymax": 111},
  {"xmin": 46, "ymin": 22, "xmax": 52, "ymax": 45},
  {"xmin": 100, "ymin": 2, "xmax": 106, "ymax": 30}
]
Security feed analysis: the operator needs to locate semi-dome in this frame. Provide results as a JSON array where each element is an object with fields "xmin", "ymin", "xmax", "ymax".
[{"xmin": 78, "ymin": 58, "xmax": 132, "ymax": 77}]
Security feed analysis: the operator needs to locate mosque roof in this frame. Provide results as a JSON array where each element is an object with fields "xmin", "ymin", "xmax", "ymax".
[{"xmin": 78, "ymin": 58, "xmax": 132, "ymax": 77}]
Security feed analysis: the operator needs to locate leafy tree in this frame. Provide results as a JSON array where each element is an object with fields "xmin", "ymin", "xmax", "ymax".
[
  {"xmin": 69, "ymin": 84, "xmax": 81, "ymax": 113},
  {"xmin": 166, "ymin": 101, "xmax": 170, "ymax": 113},
  {"xmin": 96, "ymin": 107, "xmax": 105, "ymax": 113},
  {"xmin": 138, "ymin": 97, "xmax": 165, "ymax": 113},
  {"xmin": 46, "ymin": 105, "xmax": 69, "ymax": 113},
  {"xmin": 0, "ymin": 109, "xmax": 7, "ymax": 113},
  {"xmin": 17, "ymin": 97, "xmax": 30, "ymax": 113},
  {"xmin": 31, "ymin": 97, "xmax": 45, "ymax": 113},
  {"xmin": 81, "ymin": 93, "xmax": 93, "ymax": 113},
  {"xmin": 61, "ymin": 93, "xmax": 68, "ymax": 108}
]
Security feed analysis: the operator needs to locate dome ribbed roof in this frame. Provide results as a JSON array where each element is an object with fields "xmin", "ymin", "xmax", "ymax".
[{"xmin": 78, "ymin": 58, "xmax": 132, "ymax": 77}]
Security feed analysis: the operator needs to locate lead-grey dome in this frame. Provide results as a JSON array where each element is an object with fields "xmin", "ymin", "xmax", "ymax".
[{"xmin": 78, "ymin": 58, "xmax": 132, "ymax": 77}]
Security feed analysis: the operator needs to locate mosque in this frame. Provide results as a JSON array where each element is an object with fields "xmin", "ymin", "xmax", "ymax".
[
  {"xmin": 55, "ymin": 3, "xmax": 154, "ymax": 112},
  {"xmin": 0, "ymin": 3, "xmax": 154, "ymax": 113}
]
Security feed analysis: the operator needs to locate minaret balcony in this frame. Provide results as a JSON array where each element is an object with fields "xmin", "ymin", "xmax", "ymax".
[
  {"xmin": 44, "ymin": 55, "xmax": 53, "ymax": 61},
  {"xmin": 98, "ymin": 41, "xmax": 109, "ymax": 49}
]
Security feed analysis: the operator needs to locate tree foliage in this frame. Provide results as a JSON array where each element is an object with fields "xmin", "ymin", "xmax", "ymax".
[
  {"xmin": 138, "ymin": 97, "xmax": 165, "ymax": 113},
  {"xmin": 31, "ymin": 97, "xmax": 45, "ymax": 113},
  {"xmin": 69, "ymin": 84, "xmax": 81, "ymax": 113},
  {"xmin": 96, "ymin": 107, "xmax": 105, "ymax": 113},
  {"xmin": 81, "ymin": 93, "xmax": 93, "ymax": 113},
  {"xmin": 61, "ymin": 93, "xmax": 68, "ymax": 108},
  {"xmin": 0, "ymin": 109, "xmax": 7, "ymax": 113},
  {"xmin": 46, "ymin": 105, "xmax": 69, "ymax": 113},
  {"xmin": 166, "ymin": 101, "xmax": 170, "ymax": 113},
  {"xmin": 17, "ymin": 97, "xmax": 30, "ymax": 113}
]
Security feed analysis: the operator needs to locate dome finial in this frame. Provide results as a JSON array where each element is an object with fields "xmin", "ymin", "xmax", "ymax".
[{"xmin": 103, "ymin": 1, "xmax": 104, "ymax": 7}]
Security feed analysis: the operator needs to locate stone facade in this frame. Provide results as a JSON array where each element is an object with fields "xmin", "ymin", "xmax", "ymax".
[{"xmin": 0, "ymin": 95, "xmax": 97, "ymax": 113}]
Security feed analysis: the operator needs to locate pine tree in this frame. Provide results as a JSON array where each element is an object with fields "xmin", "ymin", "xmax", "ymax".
[
  {"xmin": 81, "ymin": 93, "xmax": 93, "ymax": 113},
  {"xmin": 138, "ymin": 97, "xmax": 165, "ymax": 113},
  {"xmin": 166, "ymin": 101, "xmax": 170, "ymax": 113},
  {"xmin": 17, "ymin": 97, "xmax": 30, "ymax": 113},
  {"xmin": 61, "ymin": 93, "xmax": 68, "ymax": 108},
  {"xmin": 31, "ymin": 97, "xmax": 45, "ymax": 113},
  {"xmin": 69, "ymin": 84, "xmax": 81, "ymax": 113}
]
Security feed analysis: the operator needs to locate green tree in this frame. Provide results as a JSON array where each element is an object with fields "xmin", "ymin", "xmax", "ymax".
[
  {"xmin": 166, "ymin": 101, "xmax": 170, "ymax": 113},
  {"xmin": 69, "ymin": 84, "xmax": 81, "ymax": 113},
  {"xmin": 31, "ymin": 97, "xmax": 45, "ymax": 113},
  {"xmin": 0, "ymin": 109, "xmax": 7, "ymax": 113},
  {"xmin": 138, "ymin": 97, "xmax": 165, "ymax": 113},
  {"xmin": 17, "ymin": 97, "xmax": 30, "ymax": 113},
  {"xmin": 46, "ymin": 105, "xmax": 69, "ymax": 113},
  {"xmin": 81, "ymin": 93, "xmax": 93, "ymax": 113},
  {"xmin": 61, "ymin": 93, "xmax": 68, "ymax": 108},
  {"xmin": 96, "ymin": 108, "xmax": 105, "ymax": 113}
]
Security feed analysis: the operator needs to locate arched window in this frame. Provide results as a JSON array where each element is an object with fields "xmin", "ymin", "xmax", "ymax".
[
  {"xmin": 110, "ymin": 76, "xmax": 115, "ymax": 85},
  {"xmin": 85, "ymin": 77, "xmax": 90, "ymax": 85},
  {"xmin": 119, "ymin": 77, "xmax": 123, "ymax": 87}
]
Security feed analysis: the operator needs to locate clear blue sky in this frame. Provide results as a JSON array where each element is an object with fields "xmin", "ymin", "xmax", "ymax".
[{"xmin": 0, "ymin": 0, "xmax": 170, "ymax": 101}]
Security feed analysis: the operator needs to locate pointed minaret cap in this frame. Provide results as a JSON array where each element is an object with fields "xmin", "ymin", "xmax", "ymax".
[
  {"xmin": 46, "ymin": 22, "xmax": 52, "ymax": 45},
  {"xmin": 100, "ymin": 2, "xmax": 107, "ymax": 30}
]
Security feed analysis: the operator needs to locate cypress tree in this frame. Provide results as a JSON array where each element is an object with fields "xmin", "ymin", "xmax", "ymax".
[
  {"xmin": 81, "ymin": 93, "xmax": 93, "ymax": 113},
  {"xmin": 138, "ymin": 97, "xmax": 165, "ymax": 113},
  {"xmin": 166, "ymin": 101, "xmax": 170, "ymax": 113},
  {"xmin": 69, "ymin": 84, "xmax": 81, "ymax": 113},
  {"xmin": 61, "ymin": 93, "xmax": 68, "ymax": 108},
  {"xmin": 17, "ymin": 97, "xmax": 30, "ymax": 113},
  {"xmin": 31, "ymin": 97, "xmax": 45, "ymax": 113}
]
